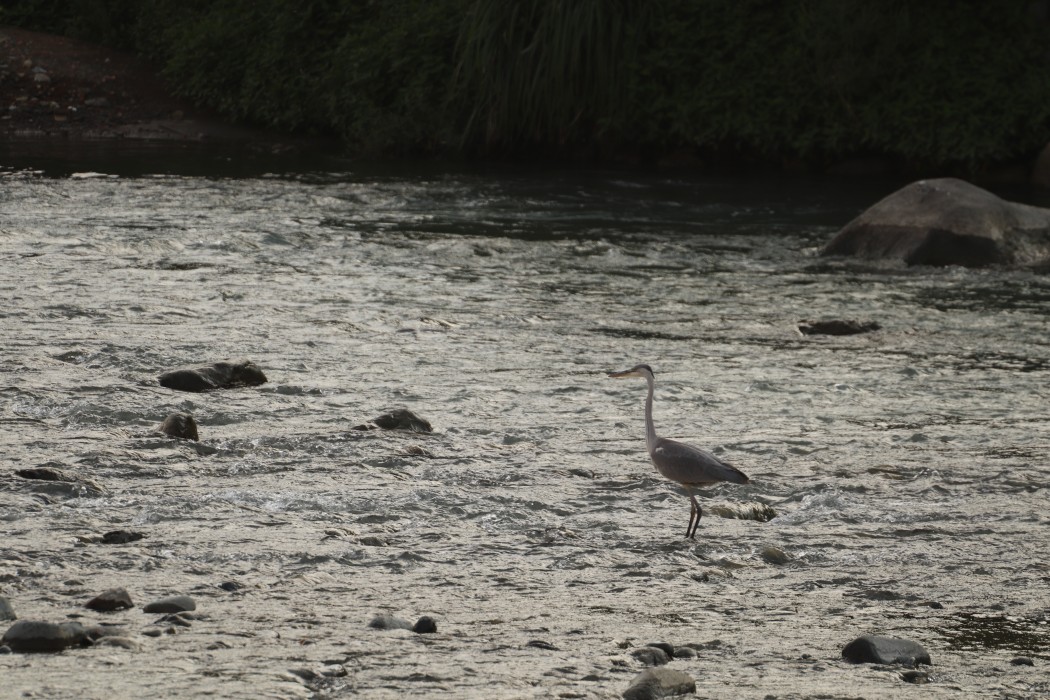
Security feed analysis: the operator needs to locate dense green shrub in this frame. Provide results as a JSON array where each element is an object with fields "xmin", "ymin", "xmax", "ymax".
[{"xmin": 4, "ymin": 0, "xmax": 1050, "ymax": 168}]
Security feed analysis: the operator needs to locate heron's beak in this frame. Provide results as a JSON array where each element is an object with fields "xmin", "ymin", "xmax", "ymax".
[{"xmin": 607, "ymin": 369, "xmax": 637, "ymax": 379}]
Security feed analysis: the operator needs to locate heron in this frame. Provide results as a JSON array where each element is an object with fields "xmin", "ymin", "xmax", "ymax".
[{"xmin": 607, "ymin": 364, "xmax": 749, "ymax": 539}]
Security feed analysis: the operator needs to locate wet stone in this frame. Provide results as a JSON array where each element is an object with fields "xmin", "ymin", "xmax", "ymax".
[
  {"xmin": 798, "ymin": 319, "xmax": 881, "ymax": 336},
  {"xmin": 157, "ymin": 413, "xmax": 199, "ymax": 441},
  {"xmin": 368, "ymin": 613, "xmax": 413, "ymax": 631},
  {"xmin": 631, "ymin": 646, "xmax": 671, "ymax": 667},
  {"xmin": 1, "ymin": 620, "xmax": 89, "ymax": 653},
  {"xmin": 100, "ymin": 530, "xmax": 146, "ymax": 544},
  {"xmin": 15, "ymin": 467, "xmax": 75, "ymax": 482},
  {"xmin": 143, "ymin": 595, "xmax": 196, "ymax": 614},
  {"xmin": 367, "ymin": 613, "xmax": 436, "ymax": 634},
  {"xmin": 760, "ymin": 546, "xmax": 791, "ymax": 565},
  {"xmin": 673, "ymin": 647, "xmax": 697, "ymax": 659},
  {"xmin": 86, "ymin": 587, "xmax": 134, "ymax": 612},
  {"xmin": 1011, "ymin": 656, "xmax": 1035, "ymax": 666},
  {"xmin": 706, "ymin": 501, "xmax": 777, "ymax": 522},
  {"xmin": 412, "ymin": 615, "xmax": 437, "ymax": 634},
  {"xmin": 646, "ymin": 642, "xmax": 675, "ymax": 657},
  {"xmin": 900, "ymin": 669, "xmax": 930, "ymax": 684},
  {"xmin": 158, "ymin": 360, "xmax": 267, "ymax": 393},
  {"xmin": 623, "ymin": 668, "xmax": 696, "ymax": 700},
  {"xmin": 842, "ymin": 634, "xmax": 931, "ymax": 666},
  {"xmin": 353, "ymin": 408, "xmax": 433, "ymax": 433},
  {"xmin": 93, "ymin": 636, "xmax": 140, "ymax": 650}
]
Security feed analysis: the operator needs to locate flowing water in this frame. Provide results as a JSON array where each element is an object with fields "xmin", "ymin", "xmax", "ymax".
[{"xmin": 1, "ymin": 144, "xmax": 1049, "ymax": 698}]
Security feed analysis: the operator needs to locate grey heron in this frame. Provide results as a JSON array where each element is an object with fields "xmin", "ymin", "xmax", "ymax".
[{"xmin": 608, "ymin": 364, "xmax": 750, "ymax": 539}]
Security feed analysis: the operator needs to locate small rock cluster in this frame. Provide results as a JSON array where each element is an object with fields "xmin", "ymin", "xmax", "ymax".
[{"xmin": 0, "ymin": 591, "xmax": 198, "ymax": 654}]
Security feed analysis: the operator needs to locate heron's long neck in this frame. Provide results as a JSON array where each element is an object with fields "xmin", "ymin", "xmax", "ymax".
[{"xmin": 643, "ymin": 375, "xmax": 657, "ymax": 452}]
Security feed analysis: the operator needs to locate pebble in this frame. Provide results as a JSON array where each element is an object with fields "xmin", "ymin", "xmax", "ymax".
[
  {"xmin": 672, "ymin": 647, "xmax": 697, "ymax": 659},
  {"xmin": 841, "ymin": 634, "xmax": 931, "ymax": 666},
  {"xmin": 1011, "ymin": 656, "xmax": 1034, "ymax": 666},
  {"xmin": 1, "ymin": 620, "xmax": 89, "ymax": 653},
  {"xmin": 623, "ymin": 668, "xmax": 696, "ymax": 700},
  {"xmin": 86, "ymin": 587, "xmax": 134, "ymax": 612},
  {"xmin": 0, "ymin": 596, "xmax": 15, "ymax": 621},
  {"xmin": 143, "ymin": 595, "xmax": 196, "ymax": 614}
]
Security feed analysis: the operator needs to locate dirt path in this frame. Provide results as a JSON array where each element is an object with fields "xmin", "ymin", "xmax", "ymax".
[{"xmin": 0, "ymin": 26, "xmax": 299, "ymax": 146}]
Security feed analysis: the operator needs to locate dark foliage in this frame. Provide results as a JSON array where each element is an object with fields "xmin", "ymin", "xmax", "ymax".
[{"xmin": 4, "ymin": 0, "xmax": 1049, "ymax": 168}]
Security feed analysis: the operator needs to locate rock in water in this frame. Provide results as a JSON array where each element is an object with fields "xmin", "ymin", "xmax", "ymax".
[
  {"xmin": 142, "ymin": 595, "xmax": 196, "ymax": 613},
  {"xmin": 798, "ymin": 319, "xmax": 881, "ymax": 336},
  {"xmin": 841, "ymin": 634, "xmax": 931, "ymax": 666},
  {"xmin": 158, "ymin": 360, "xmax": 267, "ymax": 392},
  {"xmin": 86, "ymin": 588, "xmax": 134, "ymax": 612},
  {"xmin": 0, "ymin": 597, "xmax": 16, "ymax": 621},
  {"xmin": 368, "ymin": 613, "xmax": 413, "ymax": 631},
  {"xmin": 353, "ymin": 408, "xmax": 433, "ymax": 433},
  {"xmin": 821, "ymin": 178, "xmax": 1050, "ymax": 267},
  {"xmin": 623, "ymin": 668, "xmax": 697, "ymax": 700},
  {"xmin": 368, "ymin": 613, "xmax": 437, "ymax": 633},
  {"xmin": 630, "ymin": 647, "xmax": 670, "ymax": 667},
  {"xmin": 1, "ymin": 620, "xmax": 89, "ymax": 653},
  {"xmin": 15, "ymin": 467, "xmax": 75, "ymax": 482},
  {"xmin": 412, "ymin": 616, "xmax": 437, "ymax": 634},
  {"xmin": 158, "ymin": 413, "xmax": 199, "ymax": 441},
  {"xmin": 705, "ymin": 501, "xmax": 777, "ymax": 522},
  {"xmin": 100, "ymin": 530, "xmax": 146, "ymax": 544}
]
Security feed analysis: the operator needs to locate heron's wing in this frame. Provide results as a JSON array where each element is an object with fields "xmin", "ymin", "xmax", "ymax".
[{"xmin": 651, "ymin": 438, "xmax": 750, "ymax": 485}]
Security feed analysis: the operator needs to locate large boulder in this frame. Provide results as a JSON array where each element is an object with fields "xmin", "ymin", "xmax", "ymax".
[
  {"xmin": 842, "ymin": 634, "xmax": 931, "ymax": 666},
  {"xmin": 821, "ymin": 178, "xmax": 1050, "ymax": 267}
]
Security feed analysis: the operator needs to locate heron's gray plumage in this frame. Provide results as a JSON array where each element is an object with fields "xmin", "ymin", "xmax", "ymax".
[{"xmin": 608, "ymin": 363, "xmax": 750, "ymax": 538}]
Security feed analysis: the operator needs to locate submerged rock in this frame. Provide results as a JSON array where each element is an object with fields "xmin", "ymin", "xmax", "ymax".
[
  {"xmin": 158, "ymin": 360, "xmax": 267, "ymax": 392},
  {"xmin": 367, "ymin": 613, "xmax": 437, "ymax": 633},
  {"xmin": 759, "ymin": 546, "xmax": 791, "ymax": 565},
  {"xmin": 842, "ymin": 634, "xmax": 931, "ymax": 666},
  {"xmin": 157, "ymin": 413, "xmax": 199, "ymax": 441},
  {"xmin": 100, "ymin": 530, "xmax": 146, "ymax": 545},
  {"xmin": 798, "ymin": 319, "xmax": 881, "ymax": 336},
  {"xmin": 706, "ymin": 501, "xmax": 777, "ymax": 522},
  {"xmin": 623, "ymin": 668, "xmax": 696, "ymax": 700},
  {"xmin": 15, "ymin": 466, "xmax": 75, "ymax": 482},
  {"xmin": 86, "ymin": 587, "xmax": 134, "ymax": 612},
  {"xmin": 1, "ymin": 620, "xmax": 90, "ymax": 653},
  {"xmin": 143, "ymin": 595, "xmax": 196, "ymax": 613},
  {"xmin": 821, "ymin": 178, "xmax": 1050, "ymax": 268},
  {"xmin": 353, "ymin": 408, "xmax": 433, "ymax": 433},
  {"xmin": 630, "ymin": 646, "xmax": 670, "ymax": 667}
]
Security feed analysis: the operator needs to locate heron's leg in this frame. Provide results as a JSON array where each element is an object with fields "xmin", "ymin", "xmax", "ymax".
[
  {"xmin": 687, "ymin": 493, "xmax": 702, "ymax": 539},
  {"xmin": 686, "ymin": 499, "xmax": 697, "ymax": 539}
]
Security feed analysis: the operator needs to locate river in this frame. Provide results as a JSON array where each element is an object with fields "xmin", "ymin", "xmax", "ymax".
[{"xmin": 1, "ymin": 142, "xmax": 1048, "ymax": 698}]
